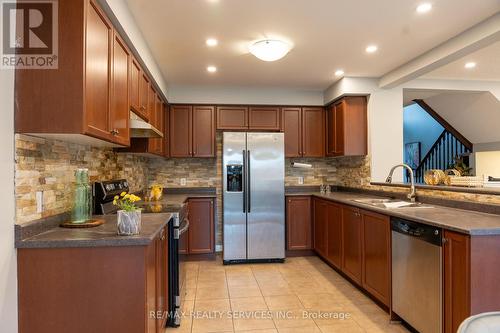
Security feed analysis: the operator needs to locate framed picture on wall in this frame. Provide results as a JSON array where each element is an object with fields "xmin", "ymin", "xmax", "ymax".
[{"xmin": 405, "ymin": 142, "xmax": 421, "ymax": 169}]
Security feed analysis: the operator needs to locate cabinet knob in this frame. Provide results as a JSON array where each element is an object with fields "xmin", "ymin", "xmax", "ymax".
[{"xmin": 110, "ymin": 129, "xmax": 119, "ymax": 136}]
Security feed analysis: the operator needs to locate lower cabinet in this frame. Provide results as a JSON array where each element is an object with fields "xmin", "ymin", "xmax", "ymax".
[
  {"xmin": 326, "ymin": 202, "xmax": 342, "ymax": 269},
  {"xmin": 313, "ymin": 198, "xmax": 328, "ymax": 257},
  {"xmin": 341, "ymin": 206, "xmax": 363, "ymax": 284},
  {"xmin": 286, "ymin": 196, "xmax": 312, "ymax": 250},
  {"xmin": 184, "ymin": 198, "xmax": 215, "ymax": 254},
  {"xmin": 17, "ymin": 226, "xmax": 168, "ymax": 333},
  {"xmin": 361, "ymin": 210, "xmax": 391, "ymax": 306}
]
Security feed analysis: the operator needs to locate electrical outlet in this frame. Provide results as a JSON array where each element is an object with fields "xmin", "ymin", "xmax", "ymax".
[
  {"xmin": 36, "ymin": 191, "xmax": 43, "ymax": 213},
  {"xmin": 298, "ymin": 176, "xmax": 304, "ymax": 185},
  {"xmin": 180, "ymin": 178, "xmax": 187, "ymax": 186}
]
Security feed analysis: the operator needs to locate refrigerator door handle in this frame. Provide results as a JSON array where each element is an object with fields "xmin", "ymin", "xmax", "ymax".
[
  {"xmin": 242, "ymin": 150, "xmax": 246, "ymax": 213},
  {"xmin": 247, "ymin": 150, "xmax": 251, "ymax": 213}
]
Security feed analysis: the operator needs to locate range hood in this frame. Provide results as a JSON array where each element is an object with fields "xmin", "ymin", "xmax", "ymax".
[{"xmin": 129, "ymin": 111, "xmax": 163, "ymax": 138}]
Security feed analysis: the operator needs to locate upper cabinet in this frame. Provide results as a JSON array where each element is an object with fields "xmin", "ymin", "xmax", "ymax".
[
  {"xmin": 216, "ymin": 106, "xmax": 249, "ymax": 130},
  {"xmin": 282, "ymin": 107, "xmax": 325, "ymax": 157},
  {"xmin": 15, "ymin": 0, "xmax": 166, "ymax": 147},
  {"xmin": 248, "ymin": 107, "xmax": 281, "ymax": 130},
  {"xmin": 327, "ymin": 96, "xmax": 367, "ymax": 156},
  {"xmin": 216, "ymin": 106, "xmax": 280, "ymax": 131},
  {"xmin": 170, "ymin": 105, "xmax": 215, "ymax": 158}
]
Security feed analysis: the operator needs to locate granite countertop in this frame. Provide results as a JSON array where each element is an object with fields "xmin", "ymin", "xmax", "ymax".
[
  {"xmin": 15, "ymin": 187, "xmax": 217, "ymax": 249},
  {"xmin": 286, "ymin": 190, "xmax": 500, "ymax": 236},
  {"xmin": 16, "ymin": 213, "xmax": 174, "ymax": 248}
]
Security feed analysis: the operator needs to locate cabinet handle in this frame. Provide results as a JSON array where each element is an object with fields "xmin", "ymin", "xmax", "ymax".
[
  {"xmin": 110, "ymin": 129, "xmax": 119, "ymax": 136},
  {"xmin": 442, "ymin": 238, "xmax": 448, "ymax": 244}
]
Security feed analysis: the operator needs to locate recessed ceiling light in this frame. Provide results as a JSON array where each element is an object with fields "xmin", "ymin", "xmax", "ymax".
[
  {"xmin": 249, "ymin": 39, "xmax": 292, "ymax": 62},
  {"xmin": 207, "ymin": 66, "xmax": 217, "ymax": 73},
  {"xmin": 366, "ymin": 45, "xmax": 378, "ymax": 53},
  {"xmin": 464, "ymin": 62, "xmax": 476, "ymax": 69},
  {"xmin": 335, "ymin": 70, "xmax": 345, "ymax": 77},
  {"xmin": 206, "ymin": 38, "xmax": 218, "ymax": 47},
  {"xmin": 416, "ymin": 3, "xmax": 432, "ymax": 13}
]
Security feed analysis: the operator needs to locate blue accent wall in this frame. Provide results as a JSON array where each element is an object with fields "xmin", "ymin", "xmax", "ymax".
[{"xmin": 403, "ymin": 103, "xmax": 444, "ymax": 164}]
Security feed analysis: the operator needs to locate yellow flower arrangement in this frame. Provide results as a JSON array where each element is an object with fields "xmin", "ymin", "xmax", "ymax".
[{"xmin": 113, "ymin": 192, "xmax": 142, "ymax": 211}]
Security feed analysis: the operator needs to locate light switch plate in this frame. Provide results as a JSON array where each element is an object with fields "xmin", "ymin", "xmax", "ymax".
[
  {"xmin": 298, "ymin": 177, "xmax": 304, "ymax": 185},
  {"xmin": 180, "ymin": 178, "xmax": 186, "ymax": 186},
  {"xmin": 36, "ymin": 191, "xmax": 43, "ymax": 213}
]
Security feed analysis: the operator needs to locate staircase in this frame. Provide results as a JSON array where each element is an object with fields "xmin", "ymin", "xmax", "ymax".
[
  {"xmin": 407, "ymin": 99, "xmax": 473, "ymax": 184},
  {"xmin": 411, "ymin": 130, "xmax": 472, "ymax": 183}
]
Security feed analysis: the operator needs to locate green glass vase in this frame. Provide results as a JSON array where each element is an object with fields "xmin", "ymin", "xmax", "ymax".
[{"xmin": 71, "ymin": 168, "xmax": 92, "ymax": 223}]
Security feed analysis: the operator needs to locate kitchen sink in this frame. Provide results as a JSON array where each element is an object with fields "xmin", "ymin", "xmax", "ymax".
[{"xmin": 353, "ymin": 198, "xmax": 427, "ymax": 209}]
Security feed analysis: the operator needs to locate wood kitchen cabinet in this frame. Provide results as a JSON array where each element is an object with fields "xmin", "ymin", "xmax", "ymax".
[
  {"xmin": 361, "ymin": 210, "xmax": 391, "ymax": 306},
  {"xmin": 286, "ymin": 196, "xmax": 312, "ymax": 250},
  {"xmin": 342, "ymin": 206, "xmax": 363, "ymax": 284},
  {"xmin": 326, "ymin": 202, "xmax": 342, "ymax": 269},
  {"xmin": 313, "ymin": 198, "xmax": 328, "ymax": 257},
  {"xmin": 217, "ymin": 106, "xmax": 248, "ymax": 130},
  {"xmin": 248, "ymin": 107, "xmax": 281, "ymax": 130},
  {"xmin": 18, "ymin": 226, "xmax": 169, "ymax": 333},
  {"xmin": 15, "ymin": 0, "xmax": 168, "ymax": 147},
  {"xmin": 282, "ymin": 107, "xmax": 325, "ymax": 157},
  {"xmin": 170, "ymin": 105, "xmax": 215, "ymax": 157},
  {"xmin": 327, "ymin": 97, "xmax": 367, "ymax": 156},
  {"xmin": 163, "ymin": 104, "xmax": 170, "ymax": 158},
  {"xmin": 148, "ymin": 93, "xmax": 164, "ymax": 155},
  {"xmin": 186, "ymin": 198, "xmax": 215, "ymax": 254}
]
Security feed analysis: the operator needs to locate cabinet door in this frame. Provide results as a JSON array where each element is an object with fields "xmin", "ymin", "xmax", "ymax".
[
  {"xmin": 163, "ymin": 104, "xmax": 170, "ymax": 157},
  {"xmin": 334, "ymin": 102, "xmax": 345, "ymax": 155},
  {"xmin": 155, "ymin": 227, "xmax": 168, "ymax": 332},
  {"xmin": 149, "ymin": 93, "xmax": 164, "ymax": 155},
  {"xmin": 343, "ymin": 97, "xmax": 367, "ymax": 156},
  {"xmin": 444, "ymin": 230, "xmax": 470, "ymax": 333},
  {"xmin": 282, "ymin": 107, "xmax": 302, "ymax": 157},
  {"xmin": 286, "ymin": 196, "xmax": 312, "ymax": 250},
  {"xmin": 361, "ymin": 210, "xmax": 390, "ymax": 306},
  {"xmin": 109, "ymin": 32, "xmax": 130, "ymax": 146},
  {"xmin": 313, "ymin": 199, "xmax": 328, "ymax": 257},
  {"xmin": 148, "ymin": 85, "xmax": 157, "ymax": 127},
  {"xmin": 188, "ymin": 198, "xmax": 214, "ymax": 254},
  {"xmin": 85, "ymin": 0, "xmax": 112, "ymax": 140},
  {"xmin": 129, "ymin": 57, "xmax": 141, "ymax": 116},
  {"xmin": 326, "ymin": 105, "xmax": 335, "ymax": 156},
  {"xmin": 248, "ymin": 107, "xmax": 280, "ymax": 130},
  {"xmin": 216, "ymin": 106, "xmax": 248, "ymax": 130},
  {"xmin": 170, "ymin": 105, "xmax": 192, "ymax": 157},
  {"xmin": 139, "ymin": 72, "xmax": 150, "ymax": 121},
  {"xmin": 342, "ymin": 207, "xmax": 362, "ymax": 284},
  {"xmin": 326, "ymin": 202, "xmax": 342, "ymax": 269},
  {"xmin": 302, "ymin": 107, "xmax": 325, "ymax": 157},
  {"xmin": 192, "ymin": 106, "xmax": 216, "ymax": 157}
]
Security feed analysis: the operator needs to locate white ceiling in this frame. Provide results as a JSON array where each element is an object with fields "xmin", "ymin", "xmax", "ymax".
[
  {"xmin": 422, "ymin": 41, "xmax": 500, "ymax": 81},
  {"xmin": 125, "ymin": 0, "xmax": 500, "ymax": 90}
]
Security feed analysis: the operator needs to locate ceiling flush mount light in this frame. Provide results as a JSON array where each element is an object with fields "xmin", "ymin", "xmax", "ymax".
[
  {"xmin": 206, "ymin": 38, "xmax": 218, "ymax": 47},
  {"xmin": 416, "ymin": 3, "xmax": 432, "ymax": 13},
  {"xmin": 249, "ymin": 39, "xmax": 292, "ymax": 62},
  {"xmin": 335, "ymin": 70, "xmax": 345, "ymax": 77},
  {"xmin": 207, "ymin": 66, "xmax": 217, "ymax": 73},
  {"xmin": 464, "ymin": 62, "xmax": 476, "ymax": 69},
  {"xmin": 366, "ymin": 45, "xmax": 378, "ymax": 53}
]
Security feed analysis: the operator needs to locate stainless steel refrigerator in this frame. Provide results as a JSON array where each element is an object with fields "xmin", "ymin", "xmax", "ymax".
[{"xmin": 223, "ymin": 132, "xmax": 285, "ymax": 264}]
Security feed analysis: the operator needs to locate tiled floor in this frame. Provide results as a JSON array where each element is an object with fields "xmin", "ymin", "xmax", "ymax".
[{"xmin": 172, "ymin": 256, "xmax": 409, "ymax": 333}]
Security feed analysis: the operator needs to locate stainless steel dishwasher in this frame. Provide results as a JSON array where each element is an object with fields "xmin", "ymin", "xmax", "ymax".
[{"xmin": 392, "ymin": 217, "xmax": 442, "ymax": 333}]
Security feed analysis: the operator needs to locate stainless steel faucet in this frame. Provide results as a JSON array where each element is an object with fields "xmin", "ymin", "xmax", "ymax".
[{"xmin": 385, "ymin": 164, "xmax": 417, "ymax": 202}]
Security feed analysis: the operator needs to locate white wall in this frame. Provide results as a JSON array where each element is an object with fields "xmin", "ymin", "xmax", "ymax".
[
  {"xmin": 167, "ymin": 84, "xmax": 324, "ymax": 105},
  {"xmin": 475, "ymin": 151, "xmax": 500, "ymax": 178},
  {"xmin": 0, "ymin": 67, "xmax": 18, "ymax": 331}
]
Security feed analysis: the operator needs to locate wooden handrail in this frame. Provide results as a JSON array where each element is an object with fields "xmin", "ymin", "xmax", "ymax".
[{"xmin": 413, "ymin": 99, "xmax": 473, "ymax": 151}]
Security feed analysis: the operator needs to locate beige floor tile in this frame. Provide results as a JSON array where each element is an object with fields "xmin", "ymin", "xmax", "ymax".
[
  {"xmin": 272, "ymin": 309, "xmax": 316, "ymax": 329},
  {"xmin": 196, "ymin": 286, "xmax": 229, "ymax": 300},
  {"xmin": 260, "ymin": 286, "xmax": 294, "ymax": 297},
  {"xmin": 184, "ymin": 288, "xmax": 197, "ymax": 301},
  {"xmin": 181, "ymin": 299, "xmax": 195, "ymax": 312},
  {"xmin": 229, "ymin": 285, "xmax": 262, "ymax": 298},
  {"xmin": 236, "ymin": 330, "xmax": 277, "ymax": 333},
  {"xmin": 231, "ymin": 297, "xmax": 269, "ymax": 312},
  {"xmin": 297, "ymin": 294, "xmax": 346, "ymax": 311},
  {"xmin": 277, "ymin": 325, "xmax": 321, "ymax": 333},
  {"xmin": 171, "ymin": 318, "xmax": 193, "ymax": 333},
  {"xmin": 233, "ymin": 317, "xmax": 275, "ymax": 331},
  {"xmin": 264, "ymin": 295, "xmax": 303, "ymax": 310},
  {"xmin": 191, "ymin": 317, "xmax": 234, "ymax": 333},
  {"xmin": 316, "ymin": 320, "xmax": 365, "ymax": 333},
  {"xmin": 227, "ymin": 277, "xmax": 259, "ymax": 288},
  {"xmin": 195, "ymin": 298, "xmax": 231, "ymax": 312}
]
